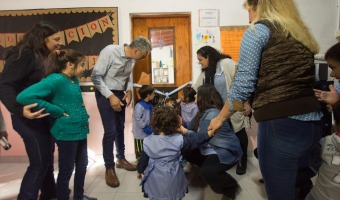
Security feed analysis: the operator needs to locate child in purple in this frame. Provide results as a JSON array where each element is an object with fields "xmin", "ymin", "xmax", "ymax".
[{"xmin": 179, "ymin": 87, "xmax": 198, "ymax": 128}]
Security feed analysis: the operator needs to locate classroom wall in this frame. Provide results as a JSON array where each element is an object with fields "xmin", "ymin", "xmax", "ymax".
[{"xmin": 0, "ymin": 0, "xmax": 338, "ymax": 158}]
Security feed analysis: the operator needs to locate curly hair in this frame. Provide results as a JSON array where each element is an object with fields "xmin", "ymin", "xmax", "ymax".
[{"xmin": 151, "ymin": 106, "xmax": 180, "ymax": 135}]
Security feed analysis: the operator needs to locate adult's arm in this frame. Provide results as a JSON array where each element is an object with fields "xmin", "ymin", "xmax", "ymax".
[
  {"xmin": 16, "ymin": 77, "xmax": 64, "ymax": 118},
  {"xmin": 208, "ymin": 24, "xmax": 270, "ymax": 133},
  {"xmin": 0, "ymin": 52, "xmax": 35, "ymax": 117},
  {"xmin": 91, "ymin": 46, "xmax": 114, "ymax": 98}
]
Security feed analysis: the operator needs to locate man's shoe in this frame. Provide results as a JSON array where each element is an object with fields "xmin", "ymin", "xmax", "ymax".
[
  {"xmin": 39, "ymin": 188, "xmax": 71, "ymax": 200},
  {"xmin": 74, "ymin": 195, "xmax": 97, "ymax": 200},
  {"xmin": 82, "ymin": 195, "xmax": 97, "ymax": 200},
  {"xmin": 105, "ymin": 168, "xmax": 120, "ymax": 187},
  {"xmin": 116, "ymin": 158, "xmax": 137, "ymax": 171}
]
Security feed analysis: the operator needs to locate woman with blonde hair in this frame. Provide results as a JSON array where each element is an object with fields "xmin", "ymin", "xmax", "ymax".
[{"xmin": 208, "ymin": 0, "xmax": 322, "ymax": 199}]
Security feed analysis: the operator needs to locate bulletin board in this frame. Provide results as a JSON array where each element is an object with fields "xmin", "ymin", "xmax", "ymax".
[
  {"xmin": 220, "ymin": 26, "xmax": 248, "ymax": 62},
  {"xmin": 0, "ymin": 8, "xmax": 118, "ymax": 87}
]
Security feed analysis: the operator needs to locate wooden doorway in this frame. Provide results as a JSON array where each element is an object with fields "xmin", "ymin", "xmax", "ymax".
[{"xmin": 131, "ymin": 14, "xmax": 192, "ymax": 102}]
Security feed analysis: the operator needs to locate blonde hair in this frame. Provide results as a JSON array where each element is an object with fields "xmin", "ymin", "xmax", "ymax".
[{"xmin": 246, "ymin": 0, "xmax": 319, "ymax": 54}]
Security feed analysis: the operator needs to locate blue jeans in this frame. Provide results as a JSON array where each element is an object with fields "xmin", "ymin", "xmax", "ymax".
[
  {"xmin": 11, "ymin": 115, "xmax": 56, "ymax": 200},
  {"xmin": 257, "ymin": 118, "xmax": 322, "ymax": 200},
  {"xmin": 55, "ymin": 139, "xmax": 88, "ymax": 200},
  {"xmin": 95, "ymin": 90, "xmax": 126, "ymax": 168}
]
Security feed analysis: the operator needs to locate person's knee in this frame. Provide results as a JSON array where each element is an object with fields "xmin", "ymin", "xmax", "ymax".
[{"xmin": 200, "ymin": 167, "xmax": 215, "ymax": 183}]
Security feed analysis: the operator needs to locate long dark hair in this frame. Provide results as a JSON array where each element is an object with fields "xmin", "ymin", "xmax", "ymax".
[
  {"xmin": 3, "ymin": 21, "xmax": 59, "ymax": 67},
  {"xmin": 193, "ymin": 84, "xmax": 224, "ymax": 131},
  {"xmin": 197, "ymin": 46, "xmax": 231, "ymax": 85},
  {"xmin": 44, "ymin": 49, "xmax": 84, "ymax": 77}
]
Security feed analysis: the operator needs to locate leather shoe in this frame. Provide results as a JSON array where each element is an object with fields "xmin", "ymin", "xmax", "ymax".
[
  {"xmin": 74, "ymin": 195, "xmax": 97, "ymax": 200},
  {"xmin": 81, "ymin": 195, "xmax": 97, "ymax": 200},
  {"xmin": 116, "ymin": 158, "xmax": 137, "ymax": 171},
  {"xmin": 105, "ymin": 168, "xmax": 120, "ymax": 187}
]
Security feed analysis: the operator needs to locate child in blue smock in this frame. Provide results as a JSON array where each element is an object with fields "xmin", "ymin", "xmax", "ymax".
[{"xmin": 137, "ymin": 105, "xmax": 213, "ymax": 200}]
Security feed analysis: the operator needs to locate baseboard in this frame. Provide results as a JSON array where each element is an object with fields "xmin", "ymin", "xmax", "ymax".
[{"xmin": 0, "ymin": 154, "xmax": 137, "ymax": 163}]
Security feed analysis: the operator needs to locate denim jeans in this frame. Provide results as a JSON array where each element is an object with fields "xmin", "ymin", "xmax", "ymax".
[
  {"xmin": 257, "ymin": 118, "xmax": 322, "ymax": 200},
  {"xmin": 95, "ymin": 90, "xmax": 126, "ymax": 168},
  {"xmin": 55, "ymin": 139, "xmax": 88, "ymax": 200},
  {"xmin": 11, "ymin": 115, "xmax": 56, "ymax": 200}
]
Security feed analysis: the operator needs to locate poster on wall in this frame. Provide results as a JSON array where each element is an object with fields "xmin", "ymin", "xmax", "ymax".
[
  {"xmin": 0, "ymin": 8, "xmax": 118, "ymax": 91},
  {"xmin": 194, "ymin": 27, "xmax": 221, "ymax": 54},
  {"xmin": 199, "ymin": 9, "xmax": 219, "ymax": 27}
]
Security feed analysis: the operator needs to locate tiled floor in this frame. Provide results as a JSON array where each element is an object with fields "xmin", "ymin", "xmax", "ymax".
[{"xmin": 0, "ymin": 156, "xmax": 267, "ymax": 200}]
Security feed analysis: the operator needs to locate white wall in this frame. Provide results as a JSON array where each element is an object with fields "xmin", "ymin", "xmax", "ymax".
[
  {"xmin": 1, "ymin": 0, "xmax": 338, "ymax": 79},
  {"xmin": 1, "ymin": 0, "xmax": 338, "ymax": 158}
]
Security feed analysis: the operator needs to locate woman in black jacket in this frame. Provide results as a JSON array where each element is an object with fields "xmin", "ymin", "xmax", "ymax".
[{"xmin": 0, "ymin": 21, "xmax": 61, "ymax": 200}]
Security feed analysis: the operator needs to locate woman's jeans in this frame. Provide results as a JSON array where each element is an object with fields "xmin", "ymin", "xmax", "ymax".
[
  {"xmin": 11, "ymin": 115, "xmax": 56, "ymax": 200},
  {"xmin": 257, "ymin": 118, "xmax": 322, "ymax": 200},
  {"xmin": 55, "ymin": 139, "xmax": 88, "ymax": 200},
  {"xmin": 95, "ymin": 90, "xmax": 126, "ymax": 168}
]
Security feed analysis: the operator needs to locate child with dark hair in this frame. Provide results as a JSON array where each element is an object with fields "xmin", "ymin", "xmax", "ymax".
[
  {"xmin": 165, "ymin": 97, "xmax": 178, "ymax": 108},
  {"xmin": 132, "ymin": 85, "xmax": 155, "ymax": 159},
  {"xmin": 183, "ymin": 84, "xmax": 242, "ymax": 200},
  {"xmin": 137, "ymin": 105, "xmax": 214, "ymax": 200},
  {"xmin": 179, "ymin": 87, "xmax": 198, "ymax": 128},
  {"xmin": 307, "ymin": 42, "xmax": 340, "ymax": 200},
  {"xmin": 17, "ymin": 49, "xmax": 96, "ymax": 200}
]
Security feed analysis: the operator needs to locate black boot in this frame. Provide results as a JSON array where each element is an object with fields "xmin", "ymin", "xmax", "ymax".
[{"xmin": 236, "ymin": 155, "xmax": 247, "ymax": 175}]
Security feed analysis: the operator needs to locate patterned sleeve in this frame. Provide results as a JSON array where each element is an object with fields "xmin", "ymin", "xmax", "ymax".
[{"xmin": 228, "ymin": 23, "xmax": 270, "ymax": 111}]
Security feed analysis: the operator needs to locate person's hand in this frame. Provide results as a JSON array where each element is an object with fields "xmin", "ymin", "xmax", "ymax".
[
  {"xmin": 314, "ymin": 84, "xmax": 340, "ymax": 105},
  {"xmin": 177, "ymin": 125, "xmax": 188, "ymax": 134},
  {"xmin": 123, "ymin": 90, "xmax": 132, "ymax": 107},
  {"xmin": 0, "ymin": 131, "xmax": 8, "ymax": 140},
  {"xmin": 137, "ymin": 173, "xmax": 143, "ymax": 180},
  {"xmin": 23, "ymin": 103, "xmax": 50, "ymax": 119},
  {"xmin": 243, "ymin": 108, "xmax": 252, "ymax": 116},
  {"xmin": 208, "ymin": 116, "xmax": 223, "ymax": 136},
  {"xmin": 109, "ymin": 94, "xmax": 124, "ymax": 112}
]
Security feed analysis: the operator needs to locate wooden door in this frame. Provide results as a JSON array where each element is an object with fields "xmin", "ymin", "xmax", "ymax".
[{"xmin": 131, "ymin": 14, "xmax": 192, "ymax": 101}]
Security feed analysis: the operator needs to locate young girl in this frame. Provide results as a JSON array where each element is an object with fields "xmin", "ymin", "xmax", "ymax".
[
  {"xmin": 137, "ymin": 105, "xmax": 214, "ymax": 200},
  {"xmin": 179, "ymin": 87, "xmax": 198, "ymax": 128},
  {"xmin": 182, "ymin": 84, "xmax": 242, "ymax": 200},
  {"xmin": 193, "ymin": 45, "xmax": 250, "ymax": 175},
  {"xmin": 132, "ymin": 85, "xmax": 155, "ymax": 159},
  {"xmin": 307, "ymin": 42, "xmax": 340, "ymax": 200},
  {"xmin": 16, "ymin": 49, "xmax": 96, "ymax": 200}
]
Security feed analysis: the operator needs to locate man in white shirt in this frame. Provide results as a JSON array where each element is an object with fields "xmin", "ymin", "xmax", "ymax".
[{"xmin": 91, "ymin": 36, "xmax": 151, "ymax": 188}]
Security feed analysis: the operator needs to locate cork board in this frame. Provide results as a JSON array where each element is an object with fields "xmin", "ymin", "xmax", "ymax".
[{"xmin": 220, "ymin": 26, "xmax": 248, "ymax": 62}]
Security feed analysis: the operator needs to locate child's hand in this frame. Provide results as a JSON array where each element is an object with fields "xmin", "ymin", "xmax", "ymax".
[
  {"xmin": 177, "ymin": 125, "xmax": 188, "ymax": 134},
  {"xmin": 137, "ymin": 173, "xmax": 143, "ymax": 180}
]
